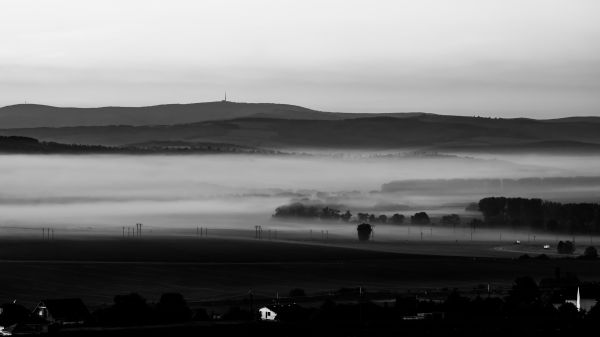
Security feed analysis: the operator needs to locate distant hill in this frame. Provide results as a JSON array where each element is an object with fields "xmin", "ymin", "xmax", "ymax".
[
  {"xmin": 0, "ymin": 136, "xmax": 279, "ymax": 155},
  {"xmin": 2, "ymin": 115, "xmax": 600, "ymax": 152},
  {"xmin": 2, "ymin": 101, "xmax": 600, "ymax": 152},
  {"xmin": 0, "ymin": 101, "xmax": 428, "ymax": 128}
]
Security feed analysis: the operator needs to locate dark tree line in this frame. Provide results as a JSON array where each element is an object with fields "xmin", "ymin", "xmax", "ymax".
[
  {"xmin": 93, "ymin": 293, "xmax": 202, "ymax": 326},
  {"xmin": 478, "ymin": 197, "xmax": 600, "ymax": 233},
  {"xmin": 273, "ymin": 202, "xmax": 410, "ymax": 224},
  {"xmin": 357, "ymin": 213, "xmax": 406, "ymax": 224},
  {"xmin": 0, "ymin": 135, "xmax": 278, "ymax": 155},
  {"xmin": 274, "ymin": 203, "xmax": 469, "ymax": 229},
  {"xmin": 273, "ymin": 203, "xmax": 352, "ymax": 221}
]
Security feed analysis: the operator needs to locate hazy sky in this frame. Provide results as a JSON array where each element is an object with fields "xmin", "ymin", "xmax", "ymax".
[{"xmin": 1, "ymin": 0, "xmax": 599, "ymax": 117}]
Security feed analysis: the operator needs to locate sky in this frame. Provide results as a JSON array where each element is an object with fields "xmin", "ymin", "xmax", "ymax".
[{"xmin": 1, "ymin": 0, "xmax": 599, "ymax": 118}]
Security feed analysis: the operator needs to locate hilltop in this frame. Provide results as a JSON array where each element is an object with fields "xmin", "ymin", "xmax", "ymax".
[
  {"xmin": 0, "ymin": 101, "xmax": 426, "ymax": 128},
  {"xmin": 2, "ymin": 101, "xmax": 600, "ymax": 152}
]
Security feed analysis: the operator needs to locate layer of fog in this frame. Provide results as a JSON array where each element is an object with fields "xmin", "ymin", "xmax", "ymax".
[{"xmin": 1, "ymin": 153, "xmax": 600, "ymax": 237}]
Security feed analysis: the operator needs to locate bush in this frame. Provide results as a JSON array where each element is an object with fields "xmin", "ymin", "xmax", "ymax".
[
  {"xmin": 441, "ymin": 214, "xmax": 461, "ymax": 226},
  {"xmin": 94, "ymin": 293, "xmax": 154, "ymax": 326},
  {"xmin": 557, "ymin": 241, "xmax": 575, "ymax": 254},
  {"xmin": 390, "ymin": 213, "xmax": 405, "ymax": 224},
  {"xmin": 357, "ymin": 223, "xmax": 373, "ymax": 241},
  {"xmin": 411, "ymin": 212, "xmax": 430, "ymax": 225},
  {"xmin": 583, "ymin": 246, "xmax": 598, "ymax": 259},
  {"xmin": 157, "ymin": 293, "xmax": 192, "ymax": 323}
]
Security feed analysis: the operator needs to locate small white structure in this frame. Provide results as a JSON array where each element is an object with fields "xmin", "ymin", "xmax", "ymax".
[
  {"xmin": 565, "ymin": 287, "xmax": 597, "ymax": 312},
  {"xmin": 258, "ymin": 306, "xmax": 277, "ymax": 321},
  {"xmin": 566, "ymin": 287, "xmax": 581, "ymax": 311},
  {"xmin": 0, "ymin": 326, "xmax": 11, "ymax": 336}
]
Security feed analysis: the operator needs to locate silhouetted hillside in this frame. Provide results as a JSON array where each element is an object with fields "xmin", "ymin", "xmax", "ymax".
[
  {"xmin": 0, "ymin": 102, "xmax": 343, "ymax": 128},
  {"xmin": 0, "ymin": 136, "xmax": 278, "ymax": 154},
  {"xmin": 2, "ymin": 114, "xmax": 600, "ymax": 151}
]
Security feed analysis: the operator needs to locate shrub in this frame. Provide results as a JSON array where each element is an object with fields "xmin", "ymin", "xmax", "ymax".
[
  {"xmin": 411, "ymin": 212, "xmax": 430, "ymax": 225},
  {"xmin": 357, "ymin": 223, "xmax": 373, "ymax": 241},
  {"xmin": 557, "ymin": 241, "xmax": 575, "ymax": 254},
  {"xmin": 583, "ymin": 246, "xmax": 598, "ymax": 259}
]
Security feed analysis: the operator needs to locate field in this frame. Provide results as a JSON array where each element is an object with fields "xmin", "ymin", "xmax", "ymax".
[
  {"xmin": 2, "ymin": 153, "xmax": 600, "ymax": 311},
  {"xmin": 2, "ymin": 235, "xmax": 600, "ymax": 310}
]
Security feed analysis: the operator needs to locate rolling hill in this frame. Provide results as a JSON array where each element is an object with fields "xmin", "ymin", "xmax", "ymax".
[
  {"xmin": 0, "ymin": 101, "xmax": 426, "ymax": 128},
  {"xmin": 2, "ymin": 114, "xmax": 600, "ymax": 152},
  {"xmin": 2, "ymin": 101, "xmax": 600, "ymax": 152}
]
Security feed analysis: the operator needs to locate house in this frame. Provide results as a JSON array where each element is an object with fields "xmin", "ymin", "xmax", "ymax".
[
  {"xmin": 1, "ymin": 302, "xmax": 48, "ymax": 335},
  {"xmin": 33, "ymin": 299, "xmax": 92, "ymax": 325},
  {"xmin": 258, "ymin": 304, "xmax": 308, "ymax": 322},
  {"xmin": 258, "ymin": 306, "xmax": 278, "ymax": 321}
]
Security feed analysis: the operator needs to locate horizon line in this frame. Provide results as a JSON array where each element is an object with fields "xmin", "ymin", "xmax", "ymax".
[{"xmin": 1, "ymin": 100, "xmax": 598, "ymax": 121}]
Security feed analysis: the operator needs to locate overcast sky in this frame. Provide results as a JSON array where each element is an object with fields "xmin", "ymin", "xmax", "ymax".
[{"xmin": 1, "ymin": 0, "xmax": 599, "ymax": 117}]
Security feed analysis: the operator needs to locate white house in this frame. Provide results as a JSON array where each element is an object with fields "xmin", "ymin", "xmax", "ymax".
[{"xmin": 258, "ymin": 306, "xmax": 277, "ymax": 321}]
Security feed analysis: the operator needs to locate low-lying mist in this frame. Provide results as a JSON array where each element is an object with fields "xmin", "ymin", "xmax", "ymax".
[{"xmin": 1, "ymin": 153, "xmax": 599, "ymax": 235}]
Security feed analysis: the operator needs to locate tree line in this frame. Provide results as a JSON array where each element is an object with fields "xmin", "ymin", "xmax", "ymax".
[
  {"xmin": 478, "ymin": 197, "xmax": 600, "ymax": 233},
  {"xmin": 0, "ymin": 135, "xmax": 279, "ymax": 155},
  {"xmin": 273, "ymin": 202, "xmax": 468, "ymax": 227}
]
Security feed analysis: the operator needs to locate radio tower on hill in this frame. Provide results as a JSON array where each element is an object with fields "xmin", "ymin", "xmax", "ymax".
[{"xmin": 222, "ymin": 91, "xmax": 227, "ymax": 102}]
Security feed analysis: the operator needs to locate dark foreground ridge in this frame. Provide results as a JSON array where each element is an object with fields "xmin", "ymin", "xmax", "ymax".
[{"xmin": 2, "ymin": 274, "xmax": 600, "ymax": 336}]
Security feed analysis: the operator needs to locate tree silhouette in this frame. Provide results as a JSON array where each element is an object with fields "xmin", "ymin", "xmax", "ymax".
[{"xmin": 357, "ymin": 223, "xmax": 373, "ymax": 241}]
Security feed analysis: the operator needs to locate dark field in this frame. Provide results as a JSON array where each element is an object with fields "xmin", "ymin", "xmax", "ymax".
[{"xmin": 2, "ymin": 237, "xmax": 600, "ymax": 309}]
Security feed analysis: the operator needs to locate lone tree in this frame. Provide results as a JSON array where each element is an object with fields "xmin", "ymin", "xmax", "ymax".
[
  {"xmin": 583, "ymin": 246, "xmax": 598, "ymax": 259},
  {"xmin": 411, "ymin": 212, "xmax": 431, "ymax": 225},
  {"xmin": 377, "ymin": 214, "xmax": 388, "ymax": 223},
  {"xmin": 557, "ymin": 241, "xmax": 575, "ymax": 254},
  {"xmin": 357, "ymin": 223, "xmax": 373, "ymax": 241},
  {"xmin": 157, "ymin": 293, "xmax": 192, "ymax": 323},
  {"xmin": 441, "ymin": 214, "xmax": 461, "ymax": 226},
  {"xmin": 340, "ymin": 210, "xmax": 352, "ymax": 222},
  {"xmin": 390, "ymin": 213, "xmax": 405, "ymax": 224}
]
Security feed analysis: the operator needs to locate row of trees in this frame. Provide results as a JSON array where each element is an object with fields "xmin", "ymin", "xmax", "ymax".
[
  {"xmin": 273, "ymin": 203, "xmax": 352, "ymax": 221},
  {"xmin": 478, "ymin": 197, "xmax": 600, "ymax": 233},
  {"xmin": 274, "ymin": 203, "xmax": 465, "ymax": 227},
  {"xmin": 357, "ymin": 213, "xmax": 406, "ymax": 224}
]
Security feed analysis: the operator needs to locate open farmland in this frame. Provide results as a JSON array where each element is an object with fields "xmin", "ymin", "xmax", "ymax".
[{"xmin": 2, "ymin": 236, "xmax": 600, "ymax": 309}]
